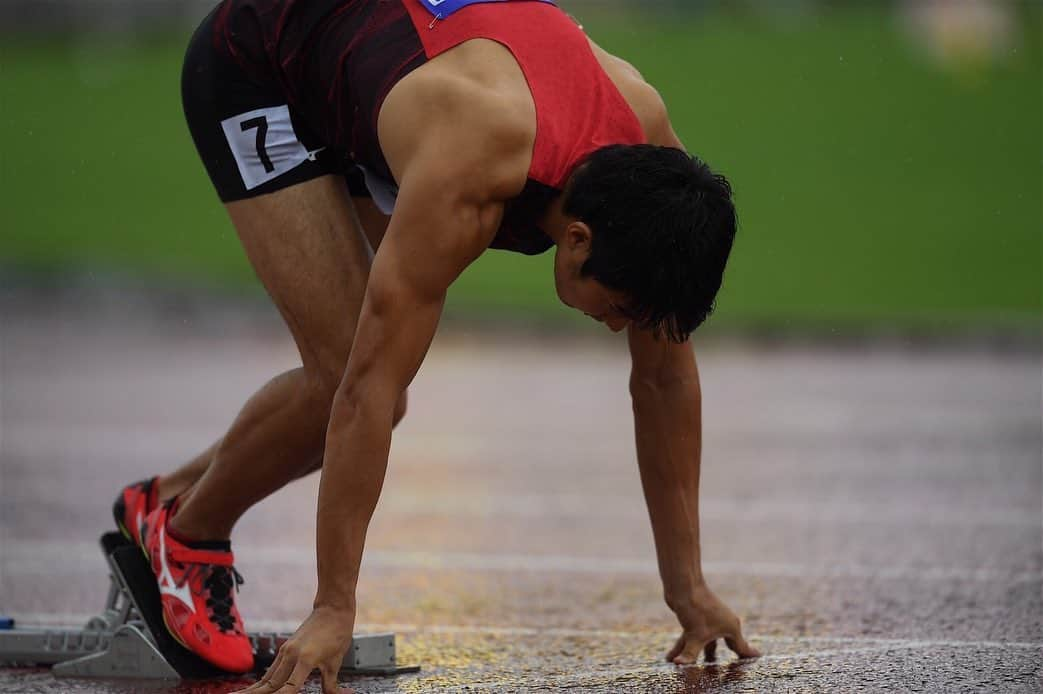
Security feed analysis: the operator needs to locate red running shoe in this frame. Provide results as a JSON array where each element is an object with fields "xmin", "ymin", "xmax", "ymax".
[
  {"xmin": 141, "ymin": 500, "xmax": 254, "ymax": 673},
  {"xmin": 112, "ymin": 477, "xmax": 159, "ymax": 546}
]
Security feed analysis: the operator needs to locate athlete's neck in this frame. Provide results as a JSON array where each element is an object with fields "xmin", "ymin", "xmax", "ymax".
[
  {"xmin": 540, "ymin": 167, "xmax": 585, "ymax": 245},
  {"xmin": 539, "ymin": 192, "xmax": 571, "ymax": 246}
]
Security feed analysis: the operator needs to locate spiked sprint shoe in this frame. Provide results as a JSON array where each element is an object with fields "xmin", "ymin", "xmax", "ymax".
[
  {"xmin": 141, "ymin": 500, "xmax": 254, "ymax": 673},
  {"xmin": 113, "ymin": 477, "xmax": 159, "ymax": 546}
]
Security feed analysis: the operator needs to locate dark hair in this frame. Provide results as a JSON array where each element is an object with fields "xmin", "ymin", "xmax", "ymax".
[{"xmin": 562, "ymin": 144, "xmax": 738, "ymax": 342}]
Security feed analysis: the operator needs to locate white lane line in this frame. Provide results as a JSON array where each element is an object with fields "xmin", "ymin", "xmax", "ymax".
[
  {"xmin": 358, "ymin": 624, "xmax": 1043, "ymax": 651},
  {"xmin": 2, "ymin": 543, "xmax": 1040, "ymax": 583},
  {"xmin": 8, "ymin": 613, "xmax": 1043, "ymax": 654}
]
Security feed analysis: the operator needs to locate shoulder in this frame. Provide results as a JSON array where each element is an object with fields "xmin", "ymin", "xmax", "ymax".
[
  {"xmin": 378, "ymin": 45, "xmax": 537, "ymax": 203},
  {"xmin": 586, "ymin": 37, "xmax": 679, "ymax": 148}
]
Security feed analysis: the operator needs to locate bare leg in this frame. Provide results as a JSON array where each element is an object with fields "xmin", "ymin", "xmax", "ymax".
[
  {"xmin": 155, "ymin": 378, "xmax": 405, "ymax": 504},
  {"xmin": 153, "ymin": 196, "xmax": 395, "ymax": 507},
  {"xmin": 168, "ymin": 178, "xmax": 390, "ymax": 542}
]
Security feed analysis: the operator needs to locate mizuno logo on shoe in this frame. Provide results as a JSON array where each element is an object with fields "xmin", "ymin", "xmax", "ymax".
[{"xmin": 157, "ymin": 525, "xmax": 196, "ymax": 613}]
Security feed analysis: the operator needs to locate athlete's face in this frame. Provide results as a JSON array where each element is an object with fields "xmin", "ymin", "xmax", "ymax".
[{"xmin": 553, "ymin": 221, "xmax": 632, "ymax": 333}]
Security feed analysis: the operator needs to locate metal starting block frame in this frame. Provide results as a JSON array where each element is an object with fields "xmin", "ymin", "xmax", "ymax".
[{"xmin": 0, "ymin": 532, "xmax": 419, "ymax": 681}]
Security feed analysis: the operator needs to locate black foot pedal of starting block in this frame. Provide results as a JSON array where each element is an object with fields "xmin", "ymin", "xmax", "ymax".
[{"xmin": 104, "ymin": 532, "xmax": 229, "ymax": 679}]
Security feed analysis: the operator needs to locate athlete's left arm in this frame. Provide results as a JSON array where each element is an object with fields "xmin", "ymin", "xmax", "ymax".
[
  {"xmin": 626, "ymin": 114, "xmax": 759, "ymax": 663},
  {"xmin": 628, "ymin": 327, "xmax": 756, "ymax": 664}
]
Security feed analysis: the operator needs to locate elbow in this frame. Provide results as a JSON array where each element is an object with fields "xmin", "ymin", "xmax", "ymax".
[
  {"xmin": 629, "ymin": 370, "xmax": 699, "ymax": 399},
  {"xmin": 330, "ymin": 382, "xmax": 365, "ymax": 430},
  {"xmin": 629, "ymin": 372, "xmax": 661, "ymax": 402},
  {"xmin": 629, "ymin": 372, "xmax": 670, "ymax": 411}
]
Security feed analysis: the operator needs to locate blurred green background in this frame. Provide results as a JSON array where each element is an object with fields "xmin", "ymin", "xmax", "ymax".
[{"xmin": 2, "ymin": 1, "xmax": 1040, "ymax": 334}]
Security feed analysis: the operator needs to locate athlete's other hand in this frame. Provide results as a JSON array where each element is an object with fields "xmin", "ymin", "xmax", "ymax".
[
  {"xmin": 233, "ymin": 606, "xmax": 355, "ymax": 694},
  {"xmin": 666, "ymin": 584, "xmax": 761, "ymax": 665}
]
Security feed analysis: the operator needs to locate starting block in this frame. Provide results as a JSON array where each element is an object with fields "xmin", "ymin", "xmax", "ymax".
[{"xmin": 0, "ymin": 532, "xmax": 419, "ymax": 681}]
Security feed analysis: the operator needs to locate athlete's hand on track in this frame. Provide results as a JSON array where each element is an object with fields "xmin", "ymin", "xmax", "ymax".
[
  {"xmin": 233, "ymin": 606, "xmax": 356, "ymax": 694},
  {"xmin": 666, "ymin": 584, "xmax": 761, "ymax": 665}
]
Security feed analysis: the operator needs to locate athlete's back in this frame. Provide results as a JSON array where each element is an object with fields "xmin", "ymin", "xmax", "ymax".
[{"xmin": 207, "ymin": 0, "xmax": 650, "ymax": 252}]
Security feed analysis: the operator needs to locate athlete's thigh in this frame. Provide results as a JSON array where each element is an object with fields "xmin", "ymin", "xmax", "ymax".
[
  {"xmin": 226, "ymin": 177, "xmax": 371, "ymax": 379},
  {"xmin": 181, "ymin": 5, "xmax": 370, "ymax": 378}
]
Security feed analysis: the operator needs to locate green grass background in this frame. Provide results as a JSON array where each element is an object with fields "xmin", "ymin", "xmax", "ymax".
[{"xmin": 1, "ymin": 4, "xmax": 1040, "ymax": 332}]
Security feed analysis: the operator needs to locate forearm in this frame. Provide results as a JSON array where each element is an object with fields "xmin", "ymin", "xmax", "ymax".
[
  {"xmin": 631, "ymin": 372, "xmax": 705, "ymax": 609},
  {"xmin": 312, "ymin": 384, "xmax": 398, "ymax": 611}
]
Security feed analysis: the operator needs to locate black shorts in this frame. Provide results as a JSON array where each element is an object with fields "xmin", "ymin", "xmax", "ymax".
[{"xmin": 181, "ymin": 5, "xmax": 369, "ymax": 202}]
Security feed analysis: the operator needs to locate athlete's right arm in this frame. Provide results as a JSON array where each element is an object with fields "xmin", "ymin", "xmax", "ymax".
[{"xmin": 237, "ymin": 76, "xmax": 534, "ymax": 694}]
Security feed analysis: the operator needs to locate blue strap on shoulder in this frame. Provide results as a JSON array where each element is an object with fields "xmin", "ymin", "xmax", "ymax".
[{"xmin": 416, "ymin": 0, "xmax": 556, "ymax": 20}]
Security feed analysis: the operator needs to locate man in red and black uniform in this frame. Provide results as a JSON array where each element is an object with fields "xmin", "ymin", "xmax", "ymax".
[{"xmin": 112, "ymin": 0, "xmax": 758, "ymax": 690}]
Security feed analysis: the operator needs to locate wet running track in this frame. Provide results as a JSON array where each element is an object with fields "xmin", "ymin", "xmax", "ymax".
[{"xmin": 1, "ymin": 302, "xmax": 1040, "ymax": 692}]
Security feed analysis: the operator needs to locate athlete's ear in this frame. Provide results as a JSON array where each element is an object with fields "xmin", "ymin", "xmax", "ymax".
[{"xmin": 564, "ymin": 220, "xmax": 594, "ymax": 260}]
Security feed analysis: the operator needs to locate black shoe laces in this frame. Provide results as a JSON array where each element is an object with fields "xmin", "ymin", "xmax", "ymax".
[{"xmin": 189, "ymin": 565, "xmax": 245, "ymax": 633}]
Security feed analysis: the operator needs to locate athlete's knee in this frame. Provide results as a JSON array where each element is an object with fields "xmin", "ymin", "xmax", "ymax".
[
  {"xmin": 303, "ymin": 360, "xmax": 406, "ymax": 427},
  {"xmin": 301, "ymin": 338, "xmax": 355, "ymax": 402}
]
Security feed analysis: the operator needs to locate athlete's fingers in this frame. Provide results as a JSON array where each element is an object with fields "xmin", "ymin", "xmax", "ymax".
[
  {"xmin": 256, "ymin": 647, "xmax": 296, "ymax": 692},
  {"xmin": 259, "ymin": 649, "xmax": 289, "ymax": 689},
  {"xmin": 319, "ymin": 658, "xmax": 345, "ymax": 694},
  {"xmin": 234, "ymin": 650, "xmax": 286, "ymax": 693},
  {"xmin": 671, "ymin": 637, "xmax": 705, "ymax": 666},
  {"xmin": 235, "ymin": 678, "xmax": 272, "ymax": 694},
  {"xmin": 274, "ymin": 658, "xmax": 315, "ymax": 693},
  {"xmin": 665, "ymin": 634, "xmax": 686, "ymax": 662},
  {"xmin": 233, "ymin": 674, "xmax": 278, "ymax": 694},
  {"xmin": 703, "ymin": 639, "xmax": 718, "ymax": 662},
  {"xmin": 724, "ymin": 633, "xmax": 761, "ymax": 659}
]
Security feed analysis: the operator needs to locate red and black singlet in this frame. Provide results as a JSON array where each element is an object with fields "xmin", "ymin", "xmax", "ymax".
[{"xmin": 212, "ymin": 0, "xmax": 645, "ymax": 254}]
